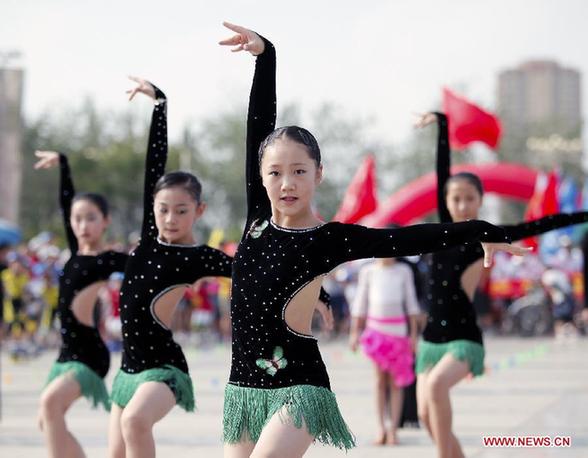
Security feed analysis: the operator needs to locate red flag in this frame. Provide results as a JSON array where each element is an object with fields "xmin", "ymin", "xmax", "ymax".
[
  {"xmin": 333, "ymin": 155, "xmax": 378, "ymax": 224},
  {"xmin": 522, "ymin": 170, "xmax": 559, "ymax": 249},
  {"xmin": 442, "ymin": 87, "xmax": 502, "ymax": 150}
]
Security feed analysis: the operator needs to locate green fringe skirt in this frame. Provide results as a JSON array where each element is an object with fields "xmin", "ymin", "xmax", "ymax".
[
  {"xmin": 45, "ymin": 361, "xmax": 110, "ymax": 411},
  {"xmin": 416, "ymin": 339, "xmax": 485, "ymax": 376},
  {"xmin": 110, "ymin": 365, "xmax": 195, "ymax": 412},
  {"xmin": 223, "ymin": 383, "xmax": 356, "ymax": 450}
]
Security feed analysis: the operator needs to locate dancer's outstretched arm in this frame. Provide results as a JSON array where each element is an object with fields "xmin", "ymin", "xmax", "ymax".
[
  {"xmin": 502, "ymin": 213, "xmax": 588, "ymax": 242},
  {"xmin": 323, "ymin": 220, "xmax": 528, "ymax": 269}
]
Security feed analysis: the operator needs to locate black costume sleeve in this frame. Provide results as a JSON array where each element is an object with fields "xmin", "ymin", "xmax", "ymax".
[
  {"xmin": 434, "ymin": 112, "xmax": 453, "ymax": 223},
  {"xmin": 244, "ymin": 36, "xmax": 277, "ymax": 231},
  {"xmin": 324, "ymin": 220, "xmax": 510, "ymax": 267},
  {"xmin": 199, "ymin": 246, "xmax": 234, "ymax": 278},
  {"xmin": 502, "ymin": 213, "xmax": 588, "ymax": 242},
  {"xmin": 100, "ymin": 251, "xmax": 129, "ymax": 277},
  {"xmin": 318, "ymin": 287, "xmax": 331, "ymax": 309},
  {"xmin": 140, "ymin": 85, "xmax": 168, "ymax": 240},
  {"xmin": 58, "ymin": 154, "xmax": 78, "ymax": 253}
]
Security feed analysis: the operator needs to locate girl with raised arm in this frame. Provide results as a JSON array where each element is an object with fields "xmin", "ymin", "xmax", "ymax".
[
  {"xmin": 219, "ymin": 24, "xmax": 527, "ymax": 457},
  {"xmin": 107, "ymin": 78, "xmax": 232, "ymax": 458},
  {"xmin": 414, "ymin": 112, "xmax": 588, "ymax": 458},
  {"xmin": 34, "ymin": 150, "xmax": 128, "ymax": 458}
]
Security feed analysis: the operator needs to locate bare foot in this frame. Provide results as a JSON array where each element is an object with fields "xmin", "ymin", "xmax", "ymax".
[
  {"xmin": 373, "ymin": 431, "xmax": 386, "ymax": 446},
  {"xmin": 386, "ymin": 431, "xmax": 399, "ymax": 445}
]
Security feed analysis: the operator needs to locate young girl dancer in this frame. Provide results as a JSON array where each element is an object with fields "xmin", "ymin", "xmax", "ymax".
[
  {"xmin": 107, "ymin": 78, "xmax": 233, "ymax": 458},
  {"xmin": 349, "ymin": 257, "xmax": 420, "ymax": 445},
  {"xmin": 34, "ymin": 150, "xmax": 128, "ymax": 458},
  {"xmin": 219, "ymin": 23, "xmax": 527, "ymax": 457},
  {"xmin": 414, "ymin": 112, "xmax": 588, "ymax": 458}
]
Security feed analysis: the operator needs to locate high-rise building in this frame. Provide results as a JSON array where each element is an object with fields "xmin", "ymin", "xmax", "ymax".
[
  {"xmin": 497, "ymin": 60, "xmax": 582, "ymax": 174},
  {"xmin": 498, "ymin": 60, "xmax": 581, "ymax": 130},
  {"xmin": 0, "ymin": 67, "xmax": 24, "ymax": 225}
]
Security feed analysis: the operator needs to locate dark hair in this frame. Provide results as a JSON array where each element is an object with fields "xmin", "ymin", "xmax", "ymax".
[
  {"xmin": 258, "ymin": 126, "xmax": 321, "ymax": 167},
  {"xmin": 444, "ymin": 172, "xmax": 484, "ymax": 198},
  {"xmin": 153, "ymin": 171, "xmax": 202, "ymax": 203},
  {"xmin": 73, "ymin": 192, "xmax": 110, "ymax": 217}
]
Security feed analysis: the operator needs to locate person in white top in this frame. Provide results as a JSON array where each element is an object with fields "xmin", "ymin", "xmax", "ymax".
[{"xmin": 349, "ymin": 258, "xmax": 421, "ymax": 445}]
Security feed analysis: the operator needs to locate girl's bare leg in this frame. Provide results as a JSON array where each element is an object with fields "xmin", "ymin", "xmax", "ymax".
[
  {"xmin": 373, "ymin": 363, "xmax": 388, "ymax": 444},
  {"xmin": 119, "ymin": 382, "xmax": 175, "ymax": 458},
  {"xmin": 250, "ymin": 406, "xmax": 314, "ymax": 458},
  {"xmin": 223, "ymin": 437, "xmax": 256, "ymax": 458},
  {"xmin": 426, "ymin": 355, "xmax": 469, "ymax": 458},
  {"xmin": 38, "ymin": 374, "xmax": 84, "ymax": 458},
  {"xmin": 416, "ymin": 372, "xmax": 433, "ymax": 438},
  {"xmin": 108, "ymin": 403, "xmax": 126, "ymax": 458},
  {"xmin": 387, "ymin": 375, "xmax": 404, "ymax": 445}
]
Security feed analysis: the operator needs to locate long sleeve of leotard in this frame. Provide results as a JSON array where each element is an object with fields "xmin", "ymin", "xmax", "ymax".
[
  {"xmin": 198, "ymin": 246, "xmax": 234, "ymax": 278},
  {"xmin": 323, "ymin": 220, "xmax": 510, "ymax": 268},
  {"xmin": 140, "ymin": 84, "xmax": 168, "ymax": 240},
  {"xmin": 58, "ymin": 154, "xmax": 78, "ymax": 253},
  {"xmin": 502, "ymin": 212, "xmax": 588, "ymax": 242},
  {"xmin": 434, "ymin": 112, "xmax": 453, "ymax": 224},
  {"xmin": 99, "ymin": 251, "xmax": 129, "ymax": 277},
  {"xmin": 244, "ymin": 35, "xmax": 277, "ymax": 231}
]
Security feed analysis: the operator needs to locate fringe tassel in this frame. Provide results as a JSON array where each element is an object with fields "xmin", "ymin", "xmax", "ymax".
[
  {"xmin": 110, "ymin": 365, "xmax": 195, "ymax": 412},
  {"xmin": 223, "ymin": 384, "xmax": 356, "ymax": 450},
  {"xmin": 45, "ymin": 361, "xmax": 110, "ymax": 411},
  {"xmin": 416, "ymin": 339, "xmax": 485, "ymax": 376}
]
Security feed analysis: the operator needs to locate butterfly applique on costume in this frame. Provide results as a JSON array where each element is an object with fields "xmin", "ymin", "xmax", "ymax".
[
  {"xmin": 256, "ymin": 346, "xmax": 287, "ymax": 376},
  {"xmin": 249, "ymin": 219, "xmax": 269, "ymax": 239}
]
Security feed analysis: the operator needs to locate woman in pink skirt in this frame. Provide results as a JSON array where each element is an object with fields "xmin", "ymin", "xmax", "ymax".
[{"xmin": 349, "ymin": 258, "xmax": 421, "ymax": 445}]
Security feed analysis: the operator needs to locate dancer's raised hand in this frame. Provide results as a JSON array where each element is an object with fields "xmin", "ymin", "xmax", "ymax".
[
  {"xmin": 413, "ymin": 112, "xmax": 438, "ymax": 129},
  {"xmin": 34, "ymin": 150, "xmax": 60, "ymax": 169},
  {"xmin": 126, "ymin": 76, "xmax": 156, "ymax": 101},
  {"xmin": 219, "ymin": 21, "xmax": 265, "ymax": 56}
]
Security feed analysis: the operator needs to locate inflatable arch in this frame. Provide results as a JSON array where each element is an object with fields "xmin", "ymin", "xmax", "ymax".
[{"xmin": 362, "ymin": 163, "xmax": 539, "ymax": 227}]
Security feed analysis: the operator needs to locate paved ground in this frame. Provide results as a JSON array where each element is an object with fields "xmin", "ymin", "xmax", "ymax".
[{"xmin": 1, "ymin": 335, "xmax": 587, "ymax": 457}]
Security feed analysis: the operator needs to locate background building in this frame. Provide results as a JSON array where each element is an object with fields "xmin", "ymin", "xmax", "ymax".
[
  {"xmin": 497, "ymin": 60, "xmax": 583, "ymax": 174},
  {"xmin": 0, "ymin": 55, "xmax": 25, "ymax": 225}
]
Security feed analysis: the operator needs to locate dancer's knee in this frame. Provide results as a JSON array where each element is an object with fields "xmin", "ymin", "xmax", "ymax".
[
  {"xmin": 120, "ymin": 411, "xmax": 151, "ymax": 443},
  {"xmin": 39, "ymin": 390, "xmax": 65, "ymax": 420},
  {"xmin": 426, "ymin": 374, "xmax": 449, "ymax": 403}
]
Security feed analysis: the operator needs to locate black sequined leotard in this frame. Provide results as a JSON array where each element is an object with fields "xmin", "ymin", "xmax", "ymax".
[
  {"xmin": 117, "ymin": 85, "xmax": 232, "ymax": 378},
  {"xmin": 54, "ymin": 154, "xmax": 128, "ymax": 377},
  {"xmin": 423, "ymin": 113, "xmax": 588, "ymax": 346},
  {"xmin": 227, "ymin": 41, "xmax": 512, "ymax": 393}
]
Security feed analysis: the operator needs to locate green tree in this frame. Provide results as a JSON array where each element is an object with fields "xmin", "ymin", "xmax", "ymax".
[
  {"xmin": 20, "ymin": 97, "xmax": 410, "ymax": 245},
  {"xmin": 20, "ymin": 100, "xmax": 179, "ymax": 243}
]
